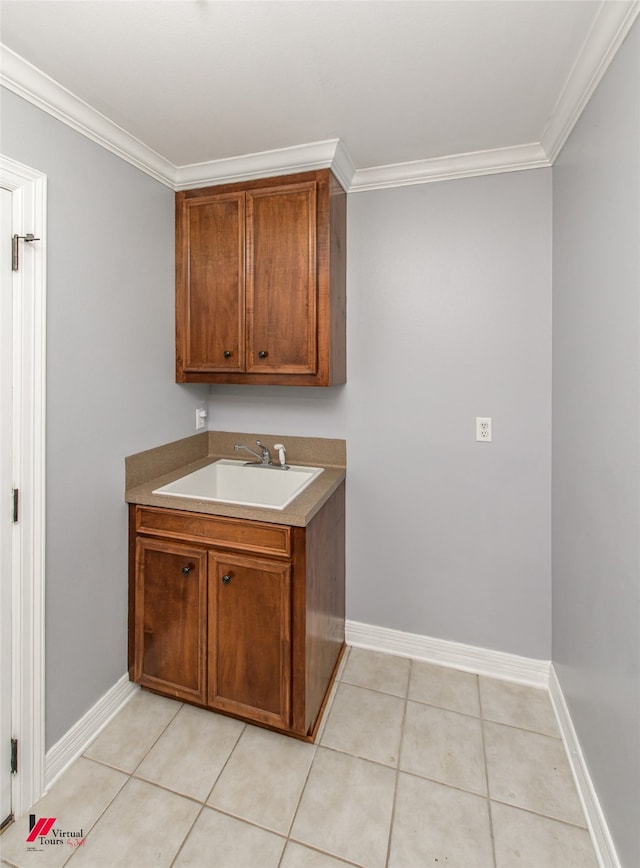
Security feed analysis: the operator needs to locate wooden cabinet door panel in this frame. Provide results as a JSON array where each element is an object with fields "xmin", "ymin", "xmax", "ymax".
[
  {"xmin": 246, "ymin": 182, "xmax": 317, "ymax": 374},
  {"xmin": 208, "ymin": 551, "xmax": 291, "ymax": 728},
  {"xmin": 134, "ymin": 538, "xmax": 207, "ymax": 703},
  {"xmin": 178, "ymin": 192, "xmax": 245, "ymax": 372}
]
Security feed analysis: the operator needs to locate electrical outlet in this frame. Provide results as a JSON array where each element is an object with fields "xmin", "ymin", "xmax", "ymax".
[
  {"xmin": 195, "ymin": 405, "xmax": 207, "ymax": 430},
  {"xmin": 476, "ymin": 417, "xmax": 492, "ymax": 442}
]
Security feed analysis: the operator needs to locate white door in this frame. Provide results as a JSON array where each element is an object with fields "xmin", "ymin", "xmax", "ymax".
[
  {"xmin": 0, "ymin": 156, "xmax": 46, "ymax": 821},
  {"xmin": 0, "ymin": 186, "xmax": 14, "ymax": 828}
]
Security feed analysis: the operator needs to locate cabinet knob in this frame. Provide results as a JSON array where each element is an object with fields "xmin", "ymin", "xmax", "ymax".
[
  {"xmin": 181, "ymin": 564, "xmax": 194, "ymax": 576},
  {"xmin": 258, "ymin": 350, "xmax": 268, "ymax": 359},
  {"xmin": 223, "ymin": 350, "xmax": 232, "ymax": 359},
  {"xmin": 222, "ymin": 573, "xmax": 232, "ymax": 585}
]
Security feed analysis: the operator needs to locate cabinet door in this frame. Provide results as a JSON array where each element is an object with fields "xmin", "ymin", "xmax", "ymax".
[
  {"xmin": 134, "ymin": 538, "xmax": 207, "ymax": 703},
  {"xmin": 246, "ymin": 181, "xmax": 317, "ymax": 375},
  {"xmin": 208, "ymin": 552, "xmax": 291, "ymax": 729},
  {"xmin": 176, "ymin": 192, "xmax": 245, "ymax": 374}
]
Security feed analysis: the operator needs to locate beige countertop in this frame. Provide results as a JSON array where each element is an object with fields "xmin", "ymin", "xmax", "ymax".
[{"xmin": 125, "ymin": 430, "xmax": 346, "ymax": 527}]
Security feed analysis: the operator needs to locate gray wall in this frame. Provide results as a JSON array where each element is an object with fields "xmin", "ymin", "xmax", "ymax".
[
  {"xmin": 1, "ymin": 89, "xmax": 207, "ymax": 748},
  {"xmin": 208, "ymin": 169, "xmax": 553, "ymax": 660},
  {"xmin": 552, "ymin": 20, "xmax": 640, "ymax": 868}
]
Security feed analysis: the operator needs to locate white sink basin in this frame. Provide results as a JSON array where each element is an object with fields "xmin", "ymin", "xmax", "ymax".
[{"xmin": 152, "ymin": 459, "xmax": 323, "ymax": 510}]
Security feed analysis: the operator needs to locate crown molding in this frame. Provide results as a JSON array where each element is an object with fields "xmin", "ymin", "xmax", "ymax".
[
  {"xmin": 324, "ymin": 138, "xmax": 356, "ymax": 194},
  {"xmin": 0, "ymin": 44, "xmax": 177, "ymax": 188},
  {"xmin": 542, "ymin": 0, "xmax": 640, "ymax": 163},
  {"xmin": 2, "ymin": 0, "xmax": 637, "ymax": 193},
  {"xmin": 348, "ymin": 143, "xmax": 551, "ymax": 192},
  {"xmin": 174, "ymin": 139, "xmax": 546, "ymax": 192},
  {"xmin": 173, "ymin": 138, "xmax": 355, "ymax": 191}
]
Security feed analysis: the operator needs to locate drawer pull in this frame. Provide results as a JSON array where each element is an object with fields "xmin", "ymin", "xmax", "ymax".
[
  {"xmin": 222, "ymin": 573, "xmax": 232, "ymax": 585},
  {"xmin": 258, "ymin": 350, "xmax": 268, "ymax": 359},
  {"xmin": 181, "ymin": 564, "xmax": 194, "ymax": 576},
  {"xmin": 223, "ymin": 350, "xmax": 232, "ymax": 358}
]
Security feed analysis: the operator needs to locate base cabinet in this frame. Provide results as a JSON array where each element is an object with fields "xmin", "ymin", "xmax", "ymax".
[
  {"xmin": 208, "ymin": 551, "xmax": 291, "ymax": 730},
  {"xmin": 133, "ymin": 538, "xmax": 207, "ymax": 704},
  {"xmin": 129, "ymin": 482, "xmax": 345, "ymax": 740}
]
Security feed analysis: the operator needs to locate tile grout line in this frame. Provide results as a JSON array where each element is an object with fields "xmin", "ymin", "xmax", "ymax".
[
  {"xmin": 192, "ymin": 719, "xmax": 247, "ymax": 807},
  {"xmin": 279, "ymin": 741, "xmax": 320, "ymax": 865},
  {"xmin": 126, "ymin": 697, "xmax": 185, "ymax": 778},
  {"xmin": 169, "ymin": 719, "xmax": 248, "ymax": 868},
  {"xmin": 283, "ymin": 646, "xmax": 390, "ymax": 868},
  {"xmin": 277, "ymin": 648, "xmax": 349, "ymax": 864},
  {"xmin": 166, "ymin": 802, "xmax": 295, "ymax": 868},
  {"xmin": 384, "ymin": 658, "xmax": 411, "ymax": 868},
  {"xmin": 278, "ymin": 660, "xmax": 350, "ymax": 868},
  {"xmin": 340, "ymin": 677, "xmax": 407, "ymax": 702},
  {"xmin": 64, "ymin": 696, "xmax": 185, "ymax": 868},
  {"xmin": 487, "ymin": 797, "xmax": 592, "ymax": 831},
  {"xmin": 195, "ymin": 803, "xmax": 289, "ymax": 840},
  {"xmin": 393, "ymin": 765, "xmax": 495, "ymax": 800},
  {"xmin": 75, "ymin": 697, "xmax": 227, "ymax": 868},
  {"xmin": 65, "ymin": 694, "xmax": 186, "ymax": 863},
  {"xmin": 80, "ymin": 694, "xmax": 185, "ymax": 778},
  {"xmin": 62, "ymin": 776, "xmax": 128, "ymax": 867},
  {"xmin": 343, "ymin": 671, "xmax": 562, "ymax": 739},
  {"xmin": 62, "ymin": 732, "xmax": 178, "ymax": 868},
  {"xmin": 281, "ymin": 662, "xmax": 348, "ymax": 861},
  {"xmin": 282, "ymin": 840, "xmax": 364, "ymax": 867},
  {"xmin": 167, "ymin": 801, "xmax": 207, "ymax": 868},
  {"xmin": 477, "ymin": 674, "xmax": 498, "ymax": 868}
]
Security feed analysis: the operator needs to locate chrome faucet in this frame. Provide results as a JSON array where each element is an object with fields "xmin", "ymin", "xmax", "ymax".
[
  {"xmin": 233, "ymin": 439, "xmax": 289, "ymax": 469},
  {"xmin": 234, "ymin": 439, "xmax": 272, "ymax": 465}
]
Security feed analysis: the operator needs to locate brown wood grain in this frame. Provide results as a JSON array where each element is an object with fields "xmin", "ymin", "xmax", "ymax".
[
  {"xmin": 133, "ymin": 537, "xmax": 208, "ymax": 703},
  {"xmin": 175, "ymin": 169, "xmax": 346, "ymax": 386},
  {"xmin": 246, "ymin": 181, "xmax": 317, "ymax": 374},
  {"xmin": 208, "ymin": 551, "xmax": 292, "ymax": 729},
  {"xmin": 129, "ymin": 486, "xmax": 345, "ymax": 739},
  {"xmin": 179, "ymin": 192, "xmax": 245, "ymax": 372},
  {"xmin": 136, "ymin": 505, "xmax": 291, "ymax": 557},
  {"xmin": 303, "ymin": 480, "xmax": 346, "ymax": 733}
]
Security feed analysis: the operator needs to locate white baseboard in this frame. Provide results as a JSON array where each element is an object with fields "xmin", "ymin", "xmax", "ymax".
[
  {"xmin": 549, "ymin": 666, "xmax": 619, "ymax": 868},
  {"xmin": 346, "ymin": 619, "xmax": 550, "ymax": 687},
  {"xmin": 45, "ymin": 675, "xmax": 139, "ymax": 790}
]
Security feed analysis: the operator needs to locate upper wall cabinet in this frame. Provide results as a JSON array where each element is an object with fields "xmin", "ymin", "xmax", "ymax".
[{"xmin": 176, "ymin": 169, "xmax": 346, "ymax": 386}]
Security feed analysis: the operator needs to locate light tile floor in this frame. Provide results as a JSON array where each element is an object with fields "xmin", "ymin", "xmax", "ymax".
[{"xmin": 1, "ymin": 647, "xmax": 599, "ymax": 868}]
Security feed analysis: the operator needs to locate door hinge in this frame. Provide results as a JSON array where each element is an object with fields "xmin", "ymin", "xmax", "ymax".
[
  {"xmin": 12, "ymin": 488, "xmax": 18, "ymax": 523},
  {"xmin": 12, "ymin": 233, "xmax": 40, "ymax": 271},
  {"xmin": 10, "ymin": 738, "xmax": 18, "ymax": 775}
]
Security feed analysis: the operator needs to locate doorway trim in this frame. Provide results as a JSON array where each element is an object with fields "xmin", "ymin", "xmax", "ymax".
[{"xmin": 1, "ymin": 155, "xmax": 47, "ymax": 817}]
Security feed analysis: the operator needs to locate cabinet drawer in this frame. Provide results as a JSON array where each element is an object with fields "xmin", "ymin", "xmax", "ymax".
[{"xmin": 135, "ymin": 506, "xmax": 291, "ymax": 557}]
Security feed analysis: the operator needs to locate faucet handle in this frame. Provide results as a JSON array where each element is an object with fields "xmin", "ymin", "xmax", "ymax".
[{"xmin": 255, "ymin": 439, "xmax": 272, "ymax": 463}]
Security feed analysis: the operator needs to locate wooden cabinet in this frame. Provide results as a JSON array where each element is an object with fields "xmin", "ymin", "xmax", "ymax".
[
  {"xmin": 175, "ymin": 169, "xmax": 346, "ymax": 386},
  {"xmin": 133, "ymin": 538, "xmax": 207, "ymax": 704},
  {"xmin": 128, "ymin": 483, "xmax": 345, "ymax": 740},
  {"xmin": 208, "ymin": 552, "xmax": 291, "ymax": 730}
]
